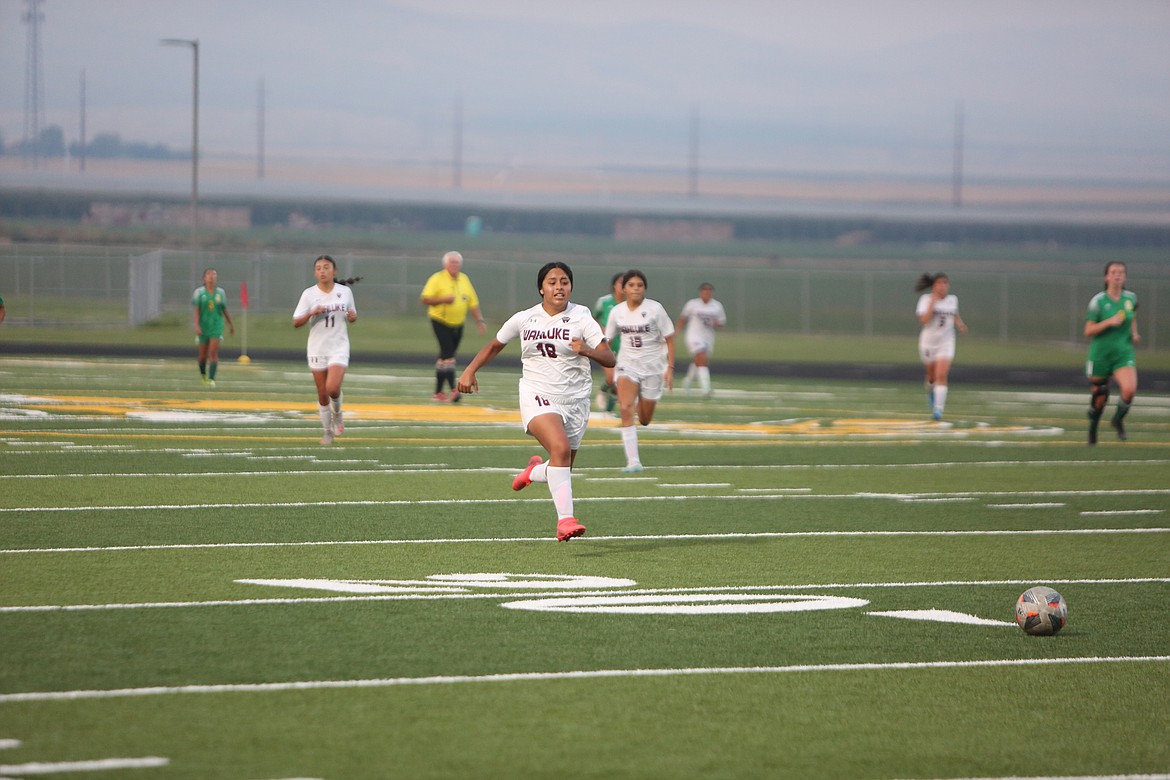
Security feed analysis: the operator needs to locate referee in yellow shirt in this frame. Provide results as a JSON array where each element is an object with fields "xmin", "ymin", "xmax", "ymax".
[{"xmin": 420, "ymin": 251, "xmax": 486, "ymax": 402}]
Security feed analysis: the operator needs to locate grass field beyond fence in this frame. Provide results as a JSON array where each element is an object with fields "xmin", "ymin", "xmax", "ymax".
[{"xmin": 0, "ymin": 356, "xmax": 1167, "ymax": 779}]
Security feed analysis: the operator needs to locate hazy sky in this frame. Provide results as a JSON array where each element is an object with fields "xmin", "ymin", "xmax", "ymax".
[{"xmin": 2, "ymin": 0, "xmax": 1169, "ymax": 181}]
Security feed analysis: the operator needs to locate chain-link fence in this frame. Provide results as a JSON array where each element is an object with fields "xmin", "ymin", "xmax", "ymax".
[{"xmin": 0, "ymin": 245, "xmax": 1164, "ymax": 349}]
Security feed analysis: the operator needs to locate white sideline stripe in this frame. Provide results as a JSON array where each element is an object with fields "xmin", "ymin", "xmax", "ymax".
[
  {"xmin": 1, "ymin": 458, "xmax": 1168, "ymax": 479},
  {"xmin": 3, "ymin": 488, "xmax": 1169, "ymax": 514},
  {"xmin": 0, "ymin": 757, "xmax": 168, "ymax": 773},
  {"xmin": 988, "ymin": 503, "xmax": 1065, "ymax": 508},
  {"xmin": 900, "ymin": 497, "xmax": 976, "ymax": 503},
  {"xmin": 3, "ymin": 527, "xmax": 1168, "ymax": 555},
  {"xmin": 658, "ymin": 483, "xmax": 733, "ymax": 488},
  {"xmin": 1, "ymin": 656, "xmax": 1165, "ymax": 704},
  {"xmin": 1081, "ymin": 509, "xmax": 1164, "ymax": 516},
  {"xmin": 4, "ymin": 578, "xmax": 1167, "ymax": 614}
]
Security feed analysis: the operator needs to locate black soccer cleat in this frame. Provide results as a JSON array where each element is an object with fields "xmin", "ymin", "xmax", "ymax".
[
  {"xmin": 1111, "ymin": 418, "xmax": 1127, "ymax": 442},
  {"xmin": 1087, "ymin": 408, "xmax": 1101, "ymax": 446}
]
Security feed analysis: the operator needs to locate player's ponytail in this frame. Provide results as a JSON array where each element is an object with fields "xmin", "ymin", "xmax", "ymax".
[
  {"xmin": 313, "ymin": 255, "xmax": 361, "ymax": 286},
  {"xmin": 915, "ymin": 272, "xmax": 946, "ymax": 292}
]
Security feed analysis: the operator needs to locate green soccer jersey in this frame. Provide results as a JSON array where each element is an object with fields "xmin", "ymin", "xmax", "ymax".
[
  {"xmin": 1085, "ymin": 289, "xmax": 1137, "ymax": 377},
  {"xmin": 193, "ymin": 286, "xmax": 228, "ymax": 339},
  {"xmin": 593, "ymin": 293, "xmax": 620, "ymax": 351}
]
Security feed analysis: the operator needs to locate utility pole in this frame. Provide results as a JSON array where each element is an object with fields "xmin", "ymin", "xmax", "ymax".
[
  {"xmin": 952, "ymin": 100, "xmax": 964, "ymax": 209},
  {"xmin": 161, "ymin": 38, "xmax": 200, "ymax": 252},
  {"xmin": 688, "ymin": 104, "xmax": 700, "ymax": 198},
  {"xmin": 453, "ymin": 95, "xmax": 463, "ymax": 191},
  {"xmin": 22, "ymin": 0, "xmax": 45, "ymax": 168},
  {"xmin": 257, "ymin": 78, "xmax": 265, "ymax": 180},
  {"xmin": 79, "ymin": 68, "xmax": 86, "ymax": 172}
]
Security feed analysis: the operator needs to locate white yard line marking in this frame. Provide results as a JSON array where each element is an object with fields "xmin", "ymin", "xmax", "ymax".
[
  {"xmin": 2, "ymin": 458, "xmax": 1169, "ymax": 480},
  {"xmin": 4, "ymin": 577, "xmax": 1167, "ymax": 614},
  {"xmin": 988, "ymin": 503, "xmax": 1066, "ymax": 508},
  {"xmin": 867, "ymin": 609, "xmax": 1014, "ymax": 626},
  {"xmin": 3, "ymin": 527, "xmax": 1167, "ymax": 556},
  {"xmin": 1, "ymin": 656, "xmax": 1165, "ymax": 704},
  {"xmin": 899, "ymin": 497, "xmax": 977, "ymax": 503},
  {"xmin": 0, "ymin": 757, "xmax": 168, "ymax": 774},
  {"xmin": 2, "ymin": 488, "xmax": 1168, "ymax": 514},
  {"xmin": 657, "ymin": 483, "xmax": 733, "ymax": 489},
  {"xmin": 1081, "ymin": 509, "xmax": 1165, "ymax": 516}
]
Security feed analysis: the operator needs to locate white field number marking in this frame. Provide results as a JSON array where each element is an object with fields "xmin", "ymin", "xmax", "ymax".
[
  {"xmin": 501, "ymin": 593, "xmax": 869, "ymax": 614},
  {"xmin": 242, "ymin": 574, "xmax": 873, "ymax": 616}
]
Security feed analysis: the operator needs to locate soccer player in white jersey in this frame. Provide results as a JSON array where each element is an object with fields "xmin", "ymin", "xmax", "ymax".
[
  {"xmin": 458, "ymin": 262, "xmax": 614, "ymax": 542},
  {"xmin": 605, "ymin": 269, "xmax": 676, "ymax": 472},
  {"xmin": 676, "ymin": 282, "xmax": 726, "ymax": 397},
  {"xmin": 293, "ymin": 255, "xmax": 360, "ymax": 445},
  {"xmin": 914, "ymin": 272, "xmax": 967, "ymax": 421}
]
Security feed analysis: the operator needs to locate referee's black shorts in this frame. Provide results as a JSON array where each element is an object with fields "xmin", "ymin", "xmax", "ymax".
[{"xmin": 431, "ymin": 319, "xmax": 464, "ymax": 361}]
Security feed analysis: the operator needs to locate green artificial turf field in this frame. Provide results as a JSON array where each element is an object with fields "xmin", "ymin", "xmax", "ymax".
[{"xmin": 1, "ymin": 355, "xmax": 1167, "ymax": 779}]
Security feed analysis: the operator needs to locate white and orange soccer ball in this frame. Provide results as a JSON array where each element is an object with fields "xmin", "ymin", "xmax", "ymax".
[{"xmin": 1015, "ymin": 586, "xmax": 1068, "ymax": 636}]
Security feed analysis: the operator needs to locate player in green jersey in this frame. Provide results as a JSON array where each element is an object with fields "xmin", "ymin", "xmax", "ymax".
[
  {"xmin": 1084, "ymin": 261, "xmax": 1140, "ymax": 445},
  {"xmin": 592, "ymin": 272, "xmax": 624, "ymax": 412},
  {"xmin": 192, "ymin": 268, "xmax": 235, "ymax": 387}
]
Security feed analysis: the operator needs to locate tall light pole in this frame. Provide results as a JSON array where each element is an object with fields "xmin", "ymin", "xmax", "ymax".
[
  {"xmin": 161, "ymin": 38, "xmax": 199, "ymax": 253},
  {"xmin": 952, "ymin": 100, "xmax": 964, "ymax": 209},
  {"xmin": 688, "ymin": 104, "xmax": 700, "ymax": 198},
  {"xmin": 23, "ymin": 0, "xmax": 45, "ymax": 168}
]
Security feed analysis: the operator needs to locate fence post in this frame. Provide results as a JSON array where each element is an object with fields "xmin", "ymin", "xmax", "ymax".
[
  {"xmin": 801, "ymin": 271, "xmax": 811, "ymax": 335},
  {"xmin": 1147, "ymin": 280, "xmax": 1157, "ymax": 351},
  {"xmin": 999, "ymin": 276, "xmax": 1009, "ymax": 341},
  {"xmin": 28, "ymin": 255, "xmax": 36, "ymax": 324},
  {"xmin": 735, "ymin": 268, "xmax": 746, "ymax": 333},
  {"xmin": 864, "ymin": 272, "xmax": 874, "ymax": 337}
]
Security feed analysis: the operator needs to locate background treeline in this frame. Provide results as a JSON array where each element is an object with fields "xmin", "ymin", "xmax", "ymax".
[
  {"xmin": 0, "ymin": 126, "xmax": 185, "ymax": 160},
  {"xmin": 1, "ymin": 188, "xmax": 1168, "ymax": 249}
]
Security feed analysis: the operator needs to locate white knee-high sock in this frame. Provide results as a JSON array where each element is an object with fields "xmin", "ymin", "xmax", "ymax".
[
  {"xmin": 934, "ymin": 385, "xmax": 948, "ymax": 412},
  {"xmin": 318, "ymin": 403, "xmax": 332, "ymax": 430},
  {"xmin": 331, "ymin": 392, "xmax": 343, "ymax": 415},
  {"xmin": 621, "ymin": 426, "xmax": 640, "ymax": 467},
  {"xmin": 546, "ymin": 465, "xmax": 574, "ymax": 519},
  {"xmin": 684, "ymin": 364, "xmax": 695, "ymax": 389},
  {"xmin": 530, "ymin": 461, "xmax": 549, "ymax": 484},
  {"xmin": 698, "ymin": 366, "xmax": 711, "ymax": 394}
]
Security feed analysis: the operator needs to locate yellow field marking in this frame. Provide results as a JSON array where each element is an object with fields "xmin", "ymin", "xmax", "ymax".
[
  {"xmin": 10, "ymin": 394, "xmax": 523, "ymax": 423},
  {"xmin": 14, "ymin": 394, "xmax": 1149, "ymax": 446},
  {"xmin": 6, "ymin": 394, "xmax": 1049, "ymax": 437}
]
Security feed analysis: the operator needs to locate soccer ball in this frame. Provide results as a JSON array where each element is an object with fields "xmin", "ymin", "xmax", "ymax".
[{"xmin": 1015, "ymin": 586, "xmax": 1068, "ymax": 636}]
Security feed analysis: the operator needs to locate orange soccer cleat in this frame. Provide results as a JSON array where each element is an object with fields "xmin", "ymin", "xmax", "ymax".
[
  {"xmin": 512, "ymin": 455, "xmax": 543, "ymax": 491},
  {"xmin": 556, "ymin": 517, "xmax": 586, "ymax": 542}
]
